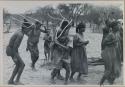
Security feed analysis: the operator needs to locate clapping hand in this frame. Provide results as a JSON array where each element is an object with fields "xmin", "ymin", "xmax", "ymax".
[{"xmin": 85, "ymin": 40, "xmax": 89, "ymax": 45}]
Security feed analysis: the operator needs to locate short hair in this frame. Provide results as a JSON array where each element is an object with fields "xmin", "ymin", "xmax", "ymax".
[
  {"xmin": 110, "ymin": 21, "xmax": 119, "ymax": 32},
  {"xmin": 105, "ymin": 19, "xmax": 112, "ymax": 27},
  {"xmin": 103, "ymin": 27, "xmax": 110, "ymax": 34},
  {"xmin": 110, "ymin": 21, "xmax": 118, "ymax": 28},
  {"xmin": 76, "ymin": 22, "xmax": 85, "ymax": 33},
  {"xmin": 23, "ymin": 19, "xmax": 28, "ymax": 22},
  {"xmin": 35, "ymin": 21, "xmax": 42, "ymax": 25}
]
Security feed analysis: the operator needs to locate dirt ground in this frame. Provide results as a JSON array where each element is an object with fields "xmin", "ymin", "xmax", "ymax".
[{"xmin": 3, "ymin": 27, "xmax": 123, "ymax": 85}]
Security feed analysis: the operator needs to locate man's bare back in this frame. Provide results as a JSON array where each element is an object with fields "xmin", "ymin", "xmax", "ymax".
[{"xmin": 6, "ymin": 29, "xmax": 25, "ymax": 85}]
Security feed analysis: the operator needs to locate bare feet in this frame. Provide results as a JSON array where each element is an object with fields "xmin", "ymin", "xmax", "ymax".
[
  {"xmin": 57, "ymin": 75, "xmax": 64, "ymax": 80},
  {"xmin": 99, "ymin": 80, "xmax": 104, "ymax": 86},
  {"xmin": 50, "ymin": 79, "xmax": 56, "ymax": 84},
  {"xmin": 77, "ymin": 77, "xmax": 82, "ymax": 81},
  {"xmin": 70, "ymin": 78, "xmax": 75, "ymax": 82},
  {"xmin": 83, "ymin": 74, "xmax": 88, "ymax": 77},
  {"xmin": 15, "ymin": 81, "xmax": 24, "ymax": 85},
  {"xmin": 31, "ymin": 63, "xmax": 36, "ymax": 71},
  {"xmin": 31, "ymin": 65, "xmax": 37, "ymax": 71},
  {"xmin": 64, "ymin": 81, "xmax": 68, "ymax": 85},
  {"xmin": 8, "ymin": 80, "xmax": 15, "ymax": 85},
  {"xmin": 4, "ymin": 31, "xmax": 9, "ymax": 33},
  {"xmin": 77, "ymin": 77, "xmax": 83, "ymax": 83},
  {"xmin": 32, "ymin": 68, "xmax": 37, "ymax": 71}
]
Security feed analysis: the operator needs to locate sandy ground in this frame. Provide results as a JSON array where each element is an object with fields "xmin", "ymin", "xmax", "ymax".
[{"xmin": 3, "ymin": 27, "xmax": 123, "ymax": 85}]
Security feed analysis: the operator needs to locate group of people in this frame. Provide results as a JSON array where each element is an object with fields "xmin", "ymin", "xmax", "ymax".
[
  {"xmin": 6, "ymin": 17, "xmax": 122, "ymax": 85},
  {"xmin": 49, "ymin": 21, "xmax": 89, "ymax": 84},
  {"xmin": 6, "ymin": 19, "xmax": 47, "ymax": 85}
]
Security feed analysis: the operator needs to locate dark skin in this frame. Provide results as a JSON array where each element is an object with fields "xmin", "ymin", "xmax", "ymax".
[
  {"xmin": 43, "ymin": 32, "xmax": 52, "ymax": 63},
  {"xmin": 101, "ymin": 20, "xmax": 111, "ymax": 50},
  {"xmin": 118, "ymin": 23, "xmax": 123, "ymax": 62},
  {"xmin": 51, "ymin": 60, "xmax": 70, "ymax": 85},
  {"xmin": 51, "ymin": 24, "xmax": 72, "ymax": 85},
  {"xmin": 26, "ymin": 22, "xmax": 47, "ymax": 70},
  {"xmin": 99, "ymin": 25, "xmax": 119, "ymax": 86},
  {"xmin": 7, "ymin": 29, "xmax": 28, "ymax": 85},
  {"xmin": 56, "ymin": 25, "xmax": 73, "ymax": 81},
  {"xmin": 99, "ymin": 33, "xmax": 115, "ymax": 85}
]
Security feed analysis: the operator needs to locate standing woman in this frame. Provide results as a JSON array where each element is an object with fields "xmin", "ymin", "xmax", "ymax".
[
  {"xmin": 113, "ymin": 21, "xmax": 123, "ymax": 63},
  {"xmin": 70, "ymin": 22, "xmax": 89, "ymax": 81},
  {"xmin": 100, "ymin": 21, "xmax": 121, "ymax": 85}
]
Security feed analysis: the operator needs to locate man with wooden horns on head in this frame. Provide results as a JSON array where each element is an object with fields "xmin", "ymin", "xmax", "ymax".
[{"xmin": 51, "ymin": 20, "xmax": 72, "ymax": 84}]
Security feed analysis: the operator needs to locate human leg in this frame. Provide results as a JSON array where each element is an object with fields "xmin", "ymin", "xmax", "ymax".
[
  {"xmin": 15, "ymin": 53, "xmax": 25, "ymax": 84},
  {"xmin": 77, "ymin": 73, "xmax": 82, "ymax": 81},
  {"xmin": 70, "ymin": 71, "xmax": 75, "ymax": 82},
  {"xmin": 56, "ymin": 70, "xmax": 64, "ymax": 80},
  {"xmin": 63, "ymin": 61, "xmax": 70, "ymax": 84},
  {"xmin": 8, "ymin": 55, "xmax": 19, "ymax": 84},
  {"xmin": 51, "ymin": 68, "xmax": 60, "ymax": 84},
  {"xmin": 30, "ymin": 45, "xmax": 39, "ymax": 70},
  {"xmin": 100, "ymin": 71, "xmax": 110, "ymax": 85}
]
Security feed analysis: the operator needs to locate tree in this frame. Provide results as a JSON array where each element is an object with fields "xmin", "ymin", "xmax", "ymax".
[
  {"xmin": 57, "ymin": 3, "xmax": 91, "ymax": 26},
  {"xmin": 86, "ymin": 5, "xmax": 123, "ymax": 33}
]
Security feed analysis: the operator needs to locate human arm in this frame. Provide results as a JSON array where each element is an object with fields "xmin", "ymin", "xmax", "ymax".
[
  {"xmin": 73, "ymin": 35, "xmax": 89, "ymax": 46},
  {"xmin": 76, "ymin": 41, "xmax": 89, "ymax": 46},
  {"xmin": 39, "ymin": 29, "xmax": 47, "ymax": 33},
  {"xmin": 103, "ymin": 33, "xmax": 117, "ymax": 46},
  {"xmin": 13, "ymin": 33, "xmax": 24, "ymax": 52},
  {"xmin": 39, "ymin": 26, "xmax": 48, "ymax": 33}
]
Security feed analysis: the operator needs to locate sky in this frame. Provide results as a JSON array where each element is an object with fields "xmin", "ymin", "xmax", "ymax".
[{"xmin": 0, "ymin": 1, "xmax": 123, "ymax": 14}]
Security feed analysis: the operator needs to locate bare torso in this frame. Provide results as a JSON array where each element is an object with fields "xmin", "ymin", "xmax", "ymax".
[
  {"xmin": 28, "ymin": 29, "xmax": 41, "ymax": 44},
  {"xmin": 8, "ymin": 30, "xmax": 24, "ymax": 53}
]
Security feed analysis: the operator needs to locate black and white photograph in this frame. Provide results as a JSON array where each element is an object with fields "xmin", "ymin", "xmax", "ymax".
[{"xmin": 2, "ymin": 1, "xmax": 124, "ymax": 85}]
